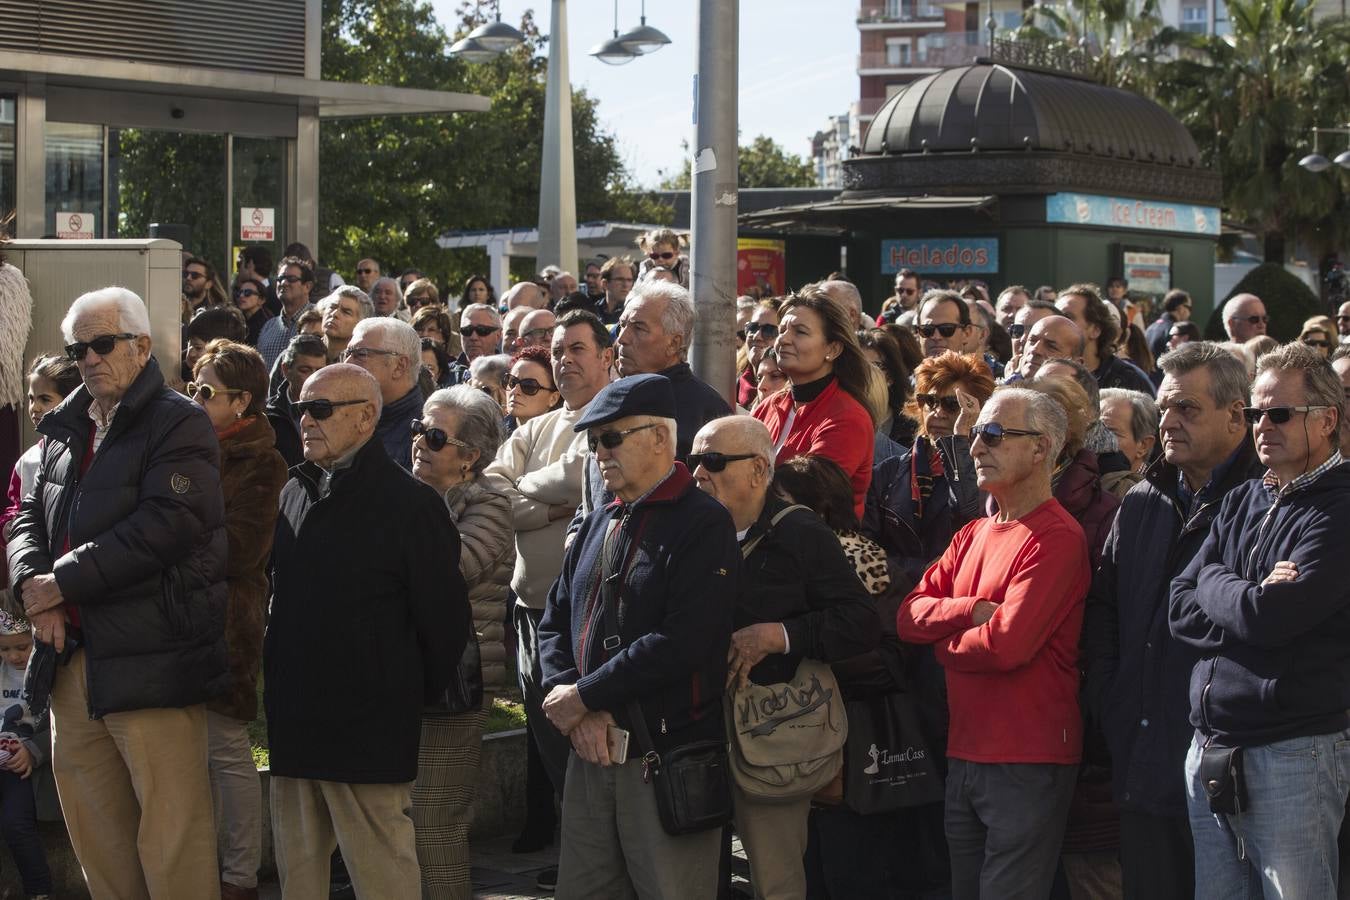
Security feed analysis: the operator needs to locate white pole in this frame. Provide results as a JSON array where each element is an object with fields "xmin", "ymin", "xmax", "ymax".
[{"xmin": 536, "ymin": 0, "xmax": 578, "ymax": 276}]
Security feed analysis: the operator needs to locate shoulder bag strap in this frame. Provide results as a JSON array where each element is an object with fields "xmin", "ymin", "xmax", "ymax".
[{"xmin": 740, "ymin": 503, "xmax": 811, "ymax": 560}]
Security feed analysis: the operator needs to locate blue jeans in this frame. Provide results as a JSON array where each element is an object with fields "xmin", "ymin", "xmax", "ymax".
[
  {"xmin": 0, "ymin": 768, "xmax": 51, "ymax": 895},
  {"xmin": 1185, "ymin": 729, "xmax": 1350, "ymax": 899}
]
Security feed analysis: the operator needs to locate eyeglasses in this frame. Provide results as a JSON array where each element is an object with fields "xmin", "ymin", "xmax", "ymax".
[
  {"xmin": 1242, "ymin": 405, "xmax": 1329, "ymax": 426},
  {"xmin": 186, "ymin": 382, "xmax": 244, "ymax": 402},
  {"xmin": 970, "ymin": 422, "xmax": 1042, "ymax": 447},
  {"xmin": 588, "ymin": 422, "xmax": 658, "ymax": 453},
  {"xmin": 461, "ymin": 324, "xmax": 501, "ymax": 338},
  {"xmin": 1230, "ymin": 314, "xmax": 1269, "ymax": 325},
  {"xmin": 521, "ymin": 327, "xmax": 553, "ymax": 344},
  {"xmin": 357, "ymin": 267, "xmax": 376, "ymax": 275},
  {"xmin": 915, "ymin": 393, "xmax": 961, "ymax": 414},
  {"xmin": 183, "ymin": 271, "xmax": 206, "ymax": 281},
  {"xmin": 234, "ymin": 288, "xmax": 259, "ymax": 299},
  {"xmin": 917, "ymin": 323, "xmax": 963, "ymax": 339},
  {"xmin": 744, "ymin": 322, "xmax": 779, "ymax": 340},
  {"xmin": 64, "ymin": 333, "xmax": 136, "ymax": 361},
  {"xmin": 688, "ymin": 452, "xmax": 756, "ymax": 473},
  {"xmin": 411, "ymin": 418, "xmax": 471, "ymax": 452},
  {"xmin": 294, "ymin": 398, "xmax": 366, "ymax": 420},
  {"xmin": 341, "ymin": 347, "xmax": 400, "ymax": 363},
  {"xmin": 648, "ymin": 251, "xmax": 677, "ymax": 262},
  {"xmin": 407, "ymin": 295, "xmax": 431, "ymax": 308},
  {"xmin": 506, "ymin": 374, "xmax": 553, "ymax": 395},
  {"xmin": 897, "ymin": 287, "xmax": 917, "ymax": 296},
  {"xmin": 277, "ymin": 275, "xmax": 303, "ymax": 285},
  {"xmin": 1303, "ymin": 338, "xmax": 1331, "ymax": 349}
]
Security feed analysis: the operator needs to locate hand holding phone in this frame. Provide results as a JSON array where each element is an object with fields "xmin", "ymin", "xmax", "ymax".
[{"xmin": 606, "ymin": 723, "xmax": 630, "ymax": 766}]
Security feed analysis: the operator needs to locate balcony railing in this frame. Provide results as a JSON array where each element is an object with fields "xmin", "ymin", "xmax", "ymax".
[
  {"xmin": 858, "ymin": 34, "xmax": 987, "ymax": 71},
  {"xmin": 858, "ymin": 3, "xmax": 946, "ymax": 24}
]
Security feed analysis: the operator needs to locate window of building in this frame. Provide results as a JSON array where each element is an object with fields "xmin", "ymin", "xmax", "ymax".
[
  {"xmin": 45, "ymin": 122, "xmax": 104, "ymax": 239},
  {"xmin": 1181, "ymin": 3, "xmax": 1208, "ymax": 33},
  {"xmin": 0, "ymin": 97, "xmax": 14, "ymax": 237},
  {"xmin": 1214, "ymin": 0, "xmax": 1231, "ymax": 35},
  {"xmin": 886, "ymin": 38, "xmax": 913, "ymax": 66}
]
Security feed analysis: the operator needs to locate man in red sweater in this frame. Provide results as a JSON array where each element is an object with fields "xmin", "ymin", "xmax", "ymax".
[{"xmin": 898, "ymin": 386, "xmax": 1091, "ymax": 900}]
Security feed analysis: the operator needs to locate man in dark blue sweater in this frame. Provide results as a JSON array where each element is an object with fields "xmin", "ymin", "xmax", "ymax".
[
  {"xmin": 539, "ymin": 374, "xmax": 739, "ymax": 899},
  {"xmin": 1170, "ymin": 342, "xmax": 1350, "ymax": 899}
]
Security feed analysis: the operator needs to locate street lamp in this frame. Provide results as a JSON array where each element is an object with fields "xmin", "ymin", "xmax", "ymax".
[
  {"xmin": 590, "ymin": 1, "xmax": 639, "ymax": 65},
  {"xmin": 618, "ymin": 0, "xmax": 672, "ymax": 55},
  {"xmin": 447, "ymin": 36, "xmax": 501, "ymax": 64},
  {"xmin": 1299, "ymin": 126, "xmax": 1350, "ymax": 173},
  {"xmin": 467, "ymin": 15, "xmax": 525, "ymax": 53}
]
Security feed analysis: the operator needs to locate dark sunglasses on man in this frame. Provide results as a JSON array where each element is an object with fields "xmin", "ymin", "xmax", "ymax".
[
  {"xmin": 410, "ymin": 418, "xmax": 470, "ymax": 452},
  {"xmin": 744, "ymin": 322, "xmax": 779, "ymax": 340},
  {"xmin": 1231, "ymin": 314, "xmax": 1270, "ymax": 325},
  {"xmin": 688, "ymin": 452, "xmax": 755, "ymax": 473},
  {"xmin": 461, "ymin": 324, "xmax": 501, "ymax": 338},
  {"xmin": 64, "ymin": 333, "xmax": 136, "ymax": 361},
  {"xmin": 918, "ymin": 323, "xmax": 963, "ymax": 339},
  {"xmin": 505, "ymin": 374, "xmax": 553, "ymax": 396},
  {"xmin": 915, "ymin": 394, "xmax": 962, "ymax": 414},
  {"xmin": 294, "ymin": 398, "xmax": 365, "ymax": 420},
  {"xmin": 588, "ymin": 422, "xmax": 658, "ymax": 453},
  {"xmin": 970, "ymin": 422, "xmax": 1042, "ymax": 447},
  {"xmin": 1242, "ymin": 405, "xmax": 1328, "ymax": 426}
]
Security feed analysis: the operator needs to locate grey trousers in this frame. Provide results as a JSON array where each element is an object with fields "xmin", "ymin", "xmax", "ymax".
[
  {"xmin": 514, "ymin": 600, "xmax": 571, "ymax": 793},
  {"xmin": 556, "ymin": 751, "xmax": 723, "ymax": 900},
  {"xmin": 206, "ymin": 710, "xmax": 263, "ymax": 889},
  {"xmin": 944, "ymin": 759, "xmax": 1077, "ymax": 900}
]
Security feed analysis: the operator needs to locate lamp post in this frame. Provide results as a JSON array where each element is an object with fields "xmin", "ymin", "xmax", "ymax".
[
  {"xmin": 450, "ymin": 1, "xmax": 669, "ymax": 278},
  {"xmin": 1298, "ymin": 126, "xmax": 1350, "ymax": 174}
]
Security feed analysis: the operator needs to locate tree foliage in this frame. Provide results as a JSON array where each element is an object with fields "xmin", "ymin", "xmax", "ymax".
[
  {"xmin": 1202, "ymin": 262, "xmax": 1322, "ymax": 341},
  {"xmin": 659, "ymin": 134, "xmax": 816, "ymax": 190},
  {"xmin": 320, "ymin": 0, "xmax": 670, "ymax": 289}
]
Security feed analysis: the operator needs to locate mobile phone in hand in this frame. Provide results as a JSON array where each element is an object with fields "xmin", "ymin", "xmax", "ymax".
[{"xmin": 606, "ymin": 723, "xmax": 630, "ymax": 766}]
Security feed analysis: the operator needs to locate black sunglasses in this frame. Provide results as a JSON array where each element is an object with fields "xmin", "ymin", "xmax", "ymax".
[
  {"xmin": 1007, "ymin": 323, "xmax": 1026, "ymax": 338},
  {"xmin": 688, "ymin": 452, "xmax": 756, "ymax": 473},
  {"xmin": 65, "ymin": 332, "xmax": 136, "ymax": 361},
  {"xmin": 1242, "ymin": 405, "xmax": 1328, "ymax": 426},
  {"xmin": 505, "ymin": 374, "xmax": 553, "ymax": 395},
  {"xmin": 356, "ymin": 267, "xmax": 376, "ymax": 275},
  {"xmin": 744, "ymin": 322, "xmax": 779, "ymax": 340},
  {"xmin": 1303, "ymin": 338, "xmax": 1331, "ymax": 348},
  {"xmin": 410, "ymin": 418, "xmax": 470, "ymax": 452},
  {"xmin": 277, "ymin": 274, "xmax": 304, "ymax": 285},
  {"xmin": 234, "ymin": 288, "xmax": 259, "ymax": 299},
  {"xmin": 918, "ymin": 323, "xmax": 963, "ymax": 339},
  {"xmin": 1231, "ymin": 314, "xmax": 1270, "ymax": 325},
  {"xmin": 915, "ymin": 394, "xmax": 961, "ymax": 414},
  {"xmin": 588, "ymin": 422, "xmax": 658, "ymax": 453},
  {"xmin": 294, "ymin": 398, "xmax": 366, "ymax": 420},
  {"xmin": 970, "ymin": 422, "xmax": 1042, "ymax": 447},
  {"xmin": 461, "ymin": 324, "xmax": 501, "ymax": 338}
]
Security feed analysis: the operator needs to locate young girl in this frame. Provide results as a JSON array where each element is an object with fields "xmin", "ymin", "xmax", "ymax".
[
  {"xmin": 0, "ymin": 608, "xmax": 52, "ymax": 899},
  {"xmin": 1, "ymin": 356, "xmax": 81, "ymax": 580}
]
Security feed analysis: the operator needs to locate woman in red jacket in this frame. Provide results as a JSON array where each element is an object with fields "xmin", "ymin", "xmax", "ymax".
[{"xmin": 753, "ymin": 287, "xmax": 884, "ymax": 518}]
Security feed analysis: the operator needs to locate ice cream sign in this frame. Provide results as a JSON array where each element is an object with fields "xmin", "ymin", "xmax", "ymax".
[
  {"xmin": 1046, "ymin": 193, "xmax": 1220, "ymax": 236},
  {"xmin": 881, "ymin": 238, "xmax": 999, "ymax": 274}
]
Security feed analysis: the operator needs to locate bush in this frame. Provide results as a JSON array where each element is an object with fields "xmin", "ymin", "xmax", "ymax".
[{"xmin": 1205, "ymin": 263, "xmax": 1322, "ymax": 343}]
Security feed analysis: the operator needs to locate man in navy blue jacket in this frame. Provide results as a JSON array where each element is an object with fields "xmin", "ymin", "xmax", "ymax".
[
  {"xmin": 1170, "ymin": 342, "xmax": 1350, "ymax": 899},
  {"xmin": 539, "ymin": 374, "xmax": 739, "ymax": 899},
  {"xmin": 1084, "ymin": 342, "xmax": 1258, "ymax": 899}
]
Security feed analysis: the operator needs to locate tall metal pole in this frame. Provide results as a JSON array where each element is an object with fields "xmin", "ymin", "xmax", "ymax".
[
  {"xmin": 537, "ymin": 0, "xmax": 578, "ymax": 275},
  {"xmin": 689, "ymin": 0, "xmax": 738, "ymax": 404}
]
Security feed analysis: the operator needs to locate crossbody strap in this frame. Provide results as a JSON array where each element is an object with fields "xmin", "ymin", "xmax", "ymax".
[{"xmin": 739, "ymin": 504, "xmax": 811, "ymax": 559}]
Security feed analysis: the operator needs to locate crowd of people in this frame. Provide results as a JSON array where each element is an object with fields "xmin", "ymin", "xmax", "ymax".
[{"xmin": 0, "ymin": 224, "xmax": 1349, "ymax": 900}]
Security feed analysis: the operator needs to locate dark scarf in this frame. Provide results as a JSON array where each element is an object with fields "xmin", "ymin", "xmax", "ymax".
[{"xmin": 791, "ymin": 372, "xmax": 834, "ymax": 403}]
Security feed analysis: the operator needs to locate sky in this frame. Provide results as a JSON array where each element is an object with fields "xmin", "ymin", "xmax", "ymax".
[{"xmin": 426, "ymin": 0, "xmax": 859, "ymax": 187}]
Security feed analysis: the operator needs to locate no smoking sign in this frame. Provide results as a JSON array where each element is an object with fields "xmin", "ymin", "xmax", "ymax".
[{"xmin": 240, "ymin": 207, "xmax": 275, "ymax": 241}]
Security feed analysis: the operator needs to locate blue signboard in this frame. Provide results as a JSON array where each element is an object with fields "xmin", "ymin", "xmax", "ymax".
[
  {"xmin": 1046, "ymin": 193, "xmax": 1220, "ymax": 236},
  {"xmin": 881, "ymin": 238, "xmax": 999, "ymax": 275}
]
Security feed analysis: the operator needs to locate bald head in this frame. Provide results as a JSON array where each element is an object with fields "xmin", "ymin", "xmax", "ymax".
[
  {"xmin": 1223, "ymin": 293, "xmax": 1267, "ymax": 341},
  {"xmin": 820, "ymin": 280, "xmax": 863, "ymax": 329},
  {"xmin": 502, "ymin": 306, "xmax": 531, "ymax": 351},
  {"xmin": 504, "ymin": 281, "xmax": 547, "ymax": 310},
  {"xmin": 1018, "ymin": 315, "xmax": 1085, "ymax": 380},
  {"xmin": 691, "ymin": 415, "xmax": 776, "ymax": 530},
  {"xmin": 696, "ymin": 415, "xmax": 774, "ymax": 468},
  {"xmin": 519, "ymin": 308, "xmax": 558, "ymax": 349},
  {"xmin": 299, "ymin": 363, "xmax": 382, "ymax": 468}
]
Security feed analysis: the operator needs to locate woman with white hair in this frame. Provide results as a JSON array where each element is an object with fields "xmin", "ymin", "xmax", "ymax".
[{"xmin": 409, "ymin": 385, "xmax": 513, "ymax": 898}]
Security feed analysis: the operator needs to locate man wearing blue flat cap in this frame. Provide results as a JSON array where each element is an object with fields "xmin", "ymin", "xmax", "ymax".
[{"xmin": 539, "ymin": 375, "xmax": 739, "ymax": 899}]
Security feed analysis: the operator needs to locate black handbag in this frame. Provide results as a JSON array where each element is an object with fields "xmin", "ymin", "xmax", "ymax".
[
  {"xmin": 599, "ymin": 519, "xmax": 732, "ymax": 836},
  {"xmin": 840, "ymin": 690, "xmax": 944, "ymax": 814},
  {"xmin": 440, "ymin": 596, "xmax": 483, "ymax": 714}
]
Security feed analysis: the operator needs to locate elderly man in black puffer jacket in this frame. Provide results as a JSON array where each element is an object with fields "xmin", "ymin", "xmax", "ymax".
[{"xmin": 8, "ymin": 286, "xmax": 228, "ymax": 900}]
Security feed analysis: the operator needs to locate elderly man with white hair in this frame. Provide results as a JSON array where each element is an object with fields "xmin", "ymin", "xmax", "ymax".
[
  {"xmin": 266, "ymin": 363, "xmax": 467, "ymax": 899},
  {"xmin": 899, "ymin": 387, "xmax": 1091, "ymax": 900},
  {"xmin": 459, "ymin": 303, "xmax": 504, "ymax": 367},
  {"xmin": 8, "ymin": 287, "xmax": 228, "ymax": 898},
  {"xmin": 819, "ymin": 279, "xmax": 871, "ymax": 329},
  {"xmin": 615, "ymin": 280, "xmax": 729, "ymax": 460},
  {"xmin": 344, "ymin": 317, "xmax": 424, "ymax": 470},
  {"xmin": 1221, "ymin": 292, "xmax": 1268, "ymax": 342},
  {"xmin": 503, "ymin": 281, "xmax": 548, "ymax": 311}
]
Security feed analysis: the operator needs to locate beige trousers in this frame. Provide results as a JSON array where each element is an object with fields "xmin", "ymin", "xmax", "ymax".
[
  {"xmin": 270, "ymin": 775, "xmax": 419, "ymax": 900},
  {"xmin": 732, "ymin": 781, "xmax": 813, "ymax": 900},
  {"xmin": 49, "ymin": 648, "xmax": 220, "ymax": 900}
]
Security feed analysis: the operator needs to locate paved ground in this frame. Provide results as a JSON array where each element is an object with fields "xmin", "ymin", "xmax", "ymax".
[{"xmin": 257, "ymin": 832, "xmax": 752, "ymax": 899}]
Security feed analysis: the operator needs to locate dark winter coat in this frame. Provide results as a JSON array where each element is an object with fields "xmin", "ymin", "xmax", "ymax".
[
  {"xmin": 1170, "ymin": 461, "xmax": 1350, "ymax": 747},
  {"xmin": 264, "ymin": 384, "xmax": 304, "ymax": 469},
  {"xmin": 210, "ymin": 415, "xmax": 288, "ymax": 722},
  {"xmin": 7, "ymin": 357, "xmax": 229, "ymax": 716},
  {"xmin": 1094, "ymin": 355, "xmax": 1155, "ymax": 396},
  {"xmin": 862, "ymin": 434, "xmax": 982, "ymax": 586},
  {"xmin": 1083, "ymin": 439, "xmax": 1261, "ymax": 816},
  {"xmin": 265, "ymin": 436, "xmax": 468, "ymax": 783},
  {"xmin": 376, "ymin": 385, "xmax": 424, "ymax": 471},
  {"xmin": 656, "ymin": 361, "xmax": 731, "ymax": 462},
  {"xmin": 540, "ymin": 463, "xmax": 739, "ymax": 752},
  {"xmin": 1053, "ymin": 449, "xmax": 1120, "ymax": 570}
]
